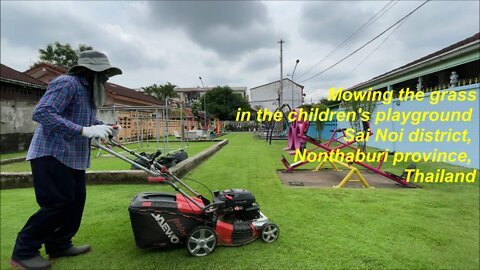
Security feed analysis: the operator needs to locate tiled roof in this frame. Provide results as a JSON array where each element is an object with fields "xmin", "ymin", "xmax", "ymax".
[
  {"xmin": 23, "ymin": 62, "xmax": 162, "ymax": 105},
  {"xmin": 105, "ymin": 83, "xmax": 162, "ymax": 105},
  {"xmin": 393, "ymin": 32, "xmax": 479, "ymax": 72},
  {"xmin": 0, "ymin": 64, "xmax": 47, "ymax": 88},
  {"xmin": 25, "ymin": 62, "xmax": 68, "ymax": 75}
]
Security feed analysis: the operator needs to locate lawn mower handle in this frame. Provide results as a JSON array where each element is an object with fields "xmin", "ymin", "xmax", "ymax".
[
  {"xmin": 93, "ymin": 137, "xmax": 208, "ymax": 211},
  {"xmin": 93, "ymin": 138, "xmax": 161, "ymax": 176},
  {"xmin": 102, "ymin": 137, "xmax": 203, "ymax": 196}
]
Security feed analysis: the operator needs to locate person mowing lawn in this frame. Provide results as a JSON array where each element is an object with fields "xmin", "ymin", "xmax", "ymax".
[{"xmin": 11, "ymin": 50, "xmax": 122, "ymax": 270}]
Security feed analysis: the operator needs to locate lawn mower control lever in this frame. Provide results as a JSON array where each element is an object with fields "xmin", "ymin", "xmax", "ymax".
[
  {"xmin": 109, "ymin": 124, "xmax": 120, "ymax": 139},
  {"xmin": 160, "ymin": 166, "xmax": 169, "ymax": 174}
]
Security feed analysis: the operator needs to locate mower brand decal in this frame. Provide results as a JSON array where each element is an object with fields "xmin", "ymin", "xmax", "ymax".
[
  {"xmin": 171, "ymin": 218, "xmax": 188, "ymax": 237},
  {"xmin": 151, "ymin": 213, "xmax": 180, "ymax": 243}
]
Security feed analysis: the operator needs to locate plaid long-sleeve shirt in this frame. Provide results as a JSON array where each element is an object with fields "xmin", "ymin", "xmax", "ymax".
[{"xmin": 26, "ymin": 74, "xmax": 102, "ymax": 170}]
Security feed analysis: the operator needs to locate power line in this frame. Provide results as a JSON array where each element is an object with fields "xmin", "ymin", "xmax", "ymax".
[
  {"xmin": 329, "ymin": 18, "xmax": 409, "ymax": 88},
  {"xmin": 296, "ymin": 0, "xmax": 399, "ymax": 81},
  {"xmin": 300, "ymin": 0, "xmax": 431, "ymax": 84}
]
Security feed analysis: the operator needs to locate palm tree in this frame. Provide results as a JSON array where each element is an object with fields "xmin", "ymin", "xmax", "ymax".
[{"xmin": 142, "ymin": 82, "xmax": 178, "ymax": 101}]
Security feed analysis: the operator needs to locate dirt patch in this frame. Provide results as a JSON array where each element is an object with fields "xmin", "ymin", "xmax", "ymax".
[{"xmin": 277, "ymin": 169, "xmax": 408, "ymax": 188}]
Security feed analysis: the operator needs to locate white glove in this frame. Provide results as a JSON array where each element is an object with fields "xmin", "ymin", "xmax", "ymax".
[{"xmin": 81, "ymin": 125, "xmax": 113, "ymax": 139}]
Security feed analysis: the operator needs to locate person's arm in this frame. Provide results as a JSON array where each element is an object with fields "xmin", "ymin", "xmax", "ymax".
[
  {"xmin": 32, "ymin": 78, "xmax": 83, "ymax": 136},
  {"xmin": 93, "ymin": 119, "xmax": 104, "ymax": 125},
  {"xmin": 92, "ymin": 118, "xmax": 104, "ymax": 125}
]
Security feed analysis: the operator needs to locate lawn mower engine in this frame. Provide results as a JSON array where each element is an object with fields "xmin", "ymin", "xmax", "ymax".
[{"xmin": 212, "ymin": 189, "xmax": 276, "ymax": 246}]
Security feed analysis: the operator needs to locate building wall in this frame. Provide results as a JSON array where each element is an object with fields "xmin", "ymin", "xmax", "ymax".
[
  {"xmin": 250, "ymin": 80, "xmax": 303, "ymax": 111},
  {"xmin": 231, "ymin": 88, "xmax": 247, "ymax": 99},
  {"xmin": 0, "ymin": 83, "xmax": 44, "ymax": 153},
  {"xmin": 336, "ymin": 85, "xmax": 479, "ymax": 169},
  {"xmin": 306, "ymin": 119, "xmax": 338, "ymax": 140}
]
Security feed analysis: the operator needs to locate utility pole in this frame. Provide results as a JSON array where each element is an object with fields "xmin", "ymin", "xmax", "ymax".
[
  {"xmin": 199, "ymin": 76, "xmax": 206, "ymax": 136},
  {"xmin": 291, "ymin": 59, "xmax": 299, "ymax": 108},
  {"xmin": 278, "ymin": 39, "xmax": 284, "ymax": 110}
]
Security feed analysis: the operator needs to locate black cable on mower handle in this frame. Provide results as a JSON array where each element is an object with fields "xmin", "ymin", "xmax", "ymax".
[{"xmin": 94, "ymin": 131, "xmax": 210, "ymax": 211}]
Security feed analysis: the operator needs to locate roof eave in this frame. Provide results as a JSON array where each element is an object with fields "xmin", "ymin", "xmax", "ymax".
[
  {"xmin": 347, "ymin": 40, "xmax": 480, "ymax": 91},
  {"xmin": 0, "ymin": 77, "xmax": 46, "ymax": 89}
]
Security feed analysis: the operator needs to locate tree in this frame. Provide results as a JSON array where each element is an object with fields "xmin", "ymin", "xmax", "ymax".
[
  {"xmin": 142, "ymin": 82, "xmax": 178, "ymax": 102},
  {"xmin": 299, "ymin": 103, "xmax": 328, "ymax": 141},
  {"xmin": 200, "ymin": 86, "xmax": 250, "ymax": 120},
  {"xmin": 190, "ymin": 99, "xmax": 202, "ymax": 118},
  {"xmin": 319, "ymin": 98, "xmax": 340, "ymax": 107},
  {"xmin": 37, "ymin": 42, "xmax": 93, "ymax": 69},
  {"xmin": 341, "ymin": 98, "xmax": 377, "ymax": 152}
]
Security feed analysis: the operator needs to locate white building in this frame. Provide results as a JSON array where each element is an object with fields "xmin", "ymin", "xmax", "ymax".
[{"xmin": 249, "ymin": 78, "xmax": 304, "ymax": 112}]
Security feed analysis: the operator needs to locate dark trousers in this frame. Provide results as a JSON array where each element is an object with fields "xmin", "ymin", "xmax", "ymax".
[{"xmin": 12, "ymin": 156, "xmax": 86, "ymax": 259}]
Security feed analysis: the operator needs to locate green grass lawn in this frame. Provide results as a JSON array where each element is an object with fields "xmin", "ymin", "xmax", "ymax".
[
  {"xmin": 1, "ymin": 133, "xmax": 478, "ymax": 269},
  {"xmin": 0, "ymin": 151, "xmax": 28, "ymax": 161},
  {"xmin": 0, "ymin": 141, "xmax": 215, "ymax": 172}
]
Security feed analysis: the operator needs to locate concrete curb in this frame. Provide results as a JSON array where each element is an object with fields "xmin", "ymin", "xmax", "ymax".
[
  {"xmin": 0, "ymin": 139, "xmax": 226, "ymax": 165},
  {"xmin": 0, "ymin": 139, "xmax": 228, "ymax": 189},
  {"xmin": 0, "ymin": 157, "xmax": 26, "ymax": 165}
]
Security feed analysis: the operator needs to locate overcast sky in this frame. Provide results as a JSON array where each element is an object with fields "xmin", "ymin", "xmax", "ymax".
[{"xmin": 1, "ymin": 1, "xmax": 479, "ymax": 102}]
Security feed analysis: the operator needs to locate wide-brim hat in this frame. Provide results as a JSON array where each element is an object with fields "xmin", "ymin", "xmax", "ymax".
[{"xmin": 68, "ymin": 50, "xmax": 122, "ymax": 77}]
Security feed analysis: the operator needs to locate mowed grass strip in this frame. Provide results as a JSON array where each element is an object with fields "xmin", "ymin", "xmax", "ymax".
[{"xmin": 1, "ymin": 133, "xmax": 478, "ymax": 269}]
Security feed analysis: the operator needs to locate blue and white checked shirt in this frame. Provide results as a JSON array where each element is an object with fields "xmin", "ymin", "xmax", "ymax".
[{"xmin": 26, "ymin": 74, "xmax": 102, "ymax": 170}]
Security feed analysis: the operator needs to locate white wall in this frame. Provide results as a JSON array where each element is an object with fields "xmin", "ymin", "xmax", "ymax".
[
  {"xmin": 250, "ymin": 80, "xmax": 302, "ymax": 111},
  {"xmin": 0, "ymin": 100, "xmax": 38, "ymax": 134}
]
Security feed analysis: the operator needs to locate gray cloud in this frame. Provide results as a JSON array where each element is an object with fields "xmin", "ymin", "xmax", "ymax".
[
  {"xmin": 0, "ymin": 1, "xmax": 165, "ymax": 71},
  {"xmin": 298, "ymin": 0, "xmax": 479, "ymax": 97},
  {"xmin": 146, "ymin": 1, "xmax": 278, "ymax": 58},
  {"xmin": 0, "ymin": 2, "xmax": 93, "ymax": 51},
  {"xmin": 242, "ymin": 50, "xmax": 278, "ymax": 72},
  {"xmin": 0, "ymin": 1, "xmax": 478, "ymax": 99},
  {"xmin": 299, "ymin": 1, "xmax": 379, "ymax": 47},
  {"xmin": 393, "ymin": 1, "xmax": 479, "ymax": 53}
]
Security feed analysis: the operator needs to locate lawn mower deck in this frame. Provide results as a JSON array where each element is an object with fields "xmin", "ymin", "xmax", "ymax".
[{"xmin": 129, "ymin": 188, "xmax": 278, "ymax": 256}]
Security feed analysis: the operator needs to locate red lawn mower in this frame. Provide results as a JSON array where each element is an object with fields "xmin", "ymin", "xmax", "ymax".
[{"xmin": 94, "ymin": 131, "xmax": 279, "ymax": 257}]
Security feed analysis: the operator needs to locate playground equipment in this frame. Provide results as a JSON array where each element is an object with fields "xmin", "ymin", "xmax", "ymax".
[
  {"xmin": 214, "ymin": 119, "xmax": 224, "ymax": 137},
  {"xmin": 97, "ymin": 102, "xmax": 191, "ymax": 157},
  {"xmin": 280, "ymin": 116, "xmax": 418, "ymax": 188},
  {"xmin": 313, "ymin": 157, "xmax": 370, "ymax": 188},
  {"xmin": 264, "ymin": 104, "xmax": 292, "ymax": 144},
  {"xmin": 98, "ymin": 105, "xmax": 179, "ymax": 150}
]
